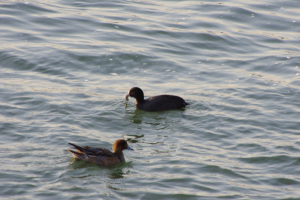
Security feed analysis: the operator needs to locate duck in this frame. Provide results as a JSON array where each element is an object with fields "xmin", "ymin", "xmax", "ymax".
[
  {"xmin": 125, "ymin": 87, "xmax": 189, "ymax": 111},
  {"xmin": 68, "ymin": 139, "xmax": 133, "ymax": 167}
]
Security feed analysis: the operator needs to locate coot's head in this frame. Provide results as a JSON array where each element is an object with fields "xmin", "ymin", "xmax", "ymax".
[{"xmin": 125, "ymin": 87, "xmax": 144, "ymax": 102}]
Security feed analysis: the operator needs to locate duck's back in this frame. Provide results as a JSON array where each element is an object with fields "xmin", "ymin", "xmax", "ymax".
[
  {"xmin": 137, "ymin": 95, "xmax": 189, "ymax": 111},
  {"xmin": 68, "ymin": 145, "xmax": 122, "ymax": 167}
]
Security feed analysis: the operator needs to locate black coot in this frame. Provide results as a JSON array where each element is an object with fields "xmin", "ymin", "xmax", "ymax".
[{"xmin": 125, "ymin": 87, "xmax": 189, "ymax": 111}]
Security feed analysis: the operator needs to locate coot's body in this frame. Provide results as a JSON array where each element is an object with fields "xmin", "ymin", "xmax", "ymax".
[{"xmin": 125, "ymin": 87, "xmax": 189, "ymax": 112}]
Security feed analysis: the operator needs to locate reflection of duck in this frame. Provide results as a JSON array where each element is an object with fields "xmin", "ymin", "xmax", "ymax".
[
  {"xmin": 68, "ymin": 139, "xmax": 133, "ymax": 167},
  {"xmin": 125, "ymin": 87, "xmax": 189, "ymax": 111}
]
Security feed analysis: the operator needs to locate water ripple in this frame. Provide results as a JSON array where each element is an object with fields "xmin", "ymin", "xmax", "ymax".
[{"xmin": 1, "ymin": 0, "xmax": 300, "ymax": 199}]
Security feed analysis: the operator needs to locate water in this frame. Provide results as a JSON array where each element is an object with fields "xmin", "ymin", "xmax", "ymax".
[{"xmin": 1, "ymin": 0, "xmax": 300, "ymax": 199}]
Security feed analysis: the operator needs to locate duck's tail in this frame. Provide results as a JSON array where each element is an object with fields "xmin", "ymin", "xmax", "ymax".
[
  {"xmin": 68, "ymin": 143, "xmax": 89, "ymax": 161},
  {"xmin": 67, "ymin": 149, "xmax": 84, "ymax": 159},
  {"xmin": 68, "ymin": 142, "xmax": 85, "ymax": 152}
]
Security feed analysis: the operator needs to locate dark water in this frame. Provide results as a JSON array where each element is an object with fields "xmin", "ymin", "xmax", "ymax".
[{"xmin": 1, "ymin": 0, "xmax": 300, "ymax": 199}]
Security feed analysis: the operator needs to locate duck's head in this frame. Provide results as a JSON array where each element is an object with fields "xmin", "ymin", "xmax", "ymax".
[{"xmin": 112, "ymin": 139, "xmax": 133, "ymax": 153}]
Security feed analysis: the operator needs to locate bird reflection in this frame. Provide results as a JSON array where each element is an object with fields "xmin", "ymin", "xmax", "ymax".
[
  {"xmin": 108, "ymin": 164, "xmax": 132, "ymax": 179},
  {"xmin": 68, "ymin": 158, "xmax": 133, "ymax": 180}
]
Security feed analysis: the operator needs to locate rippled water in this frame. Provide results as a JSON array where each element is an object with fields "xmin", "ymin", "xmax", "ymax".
[{"xmin": 1, "ymin": 0, "xmax": 300, "ymax": 199}]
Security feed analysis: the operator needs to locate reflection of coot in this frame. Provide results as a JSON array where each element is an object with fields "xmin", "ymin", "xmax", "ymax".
[{"xmin": 125, "ymin": 87, "xmax": 189, "ymax": 111}]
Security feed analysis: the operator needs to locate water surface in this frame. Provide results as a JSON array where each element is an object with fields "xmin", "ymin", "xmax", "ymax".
[{"xmin": 1, "ymin": 0, "xmax": 300, "ymax": 199}]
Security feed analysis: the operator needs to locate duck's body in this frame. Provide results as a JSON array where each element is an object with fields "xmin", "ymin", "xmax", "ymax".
[
  {"xmin": 125, "ymin": 87, "xmax": 189, "ymax": 112},
  {"xmin": 68, "ymin": 139, "xmax": 133, "ymax": 167}
]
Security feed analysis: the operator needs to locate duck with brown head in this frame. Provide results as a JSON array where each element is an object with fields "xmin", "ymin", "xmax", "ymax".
[
  {"xmin": 68, "ymin": 139, "xmax": 133, "ymax": 167},
  {"xmin": 125, "ymin": 87, "xmax": 189, "ymax": 112}
]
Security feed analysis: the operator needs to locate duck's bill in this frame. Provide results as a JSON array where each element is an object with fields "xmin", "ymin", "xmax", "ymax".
[
  {"xmin": 125, "ymin": 93, "xmax": 130, "ymax": 100},
  {"xmin": 127, "ymin": 146, "xmax": 133, "ymax": 150}
]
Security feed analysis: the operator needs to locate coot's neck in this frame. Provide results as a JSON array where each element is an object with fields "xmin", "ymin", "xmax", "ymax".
[{"xmin": 135, "ymin": 96, "xmax": 145, "ymax": 104}]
